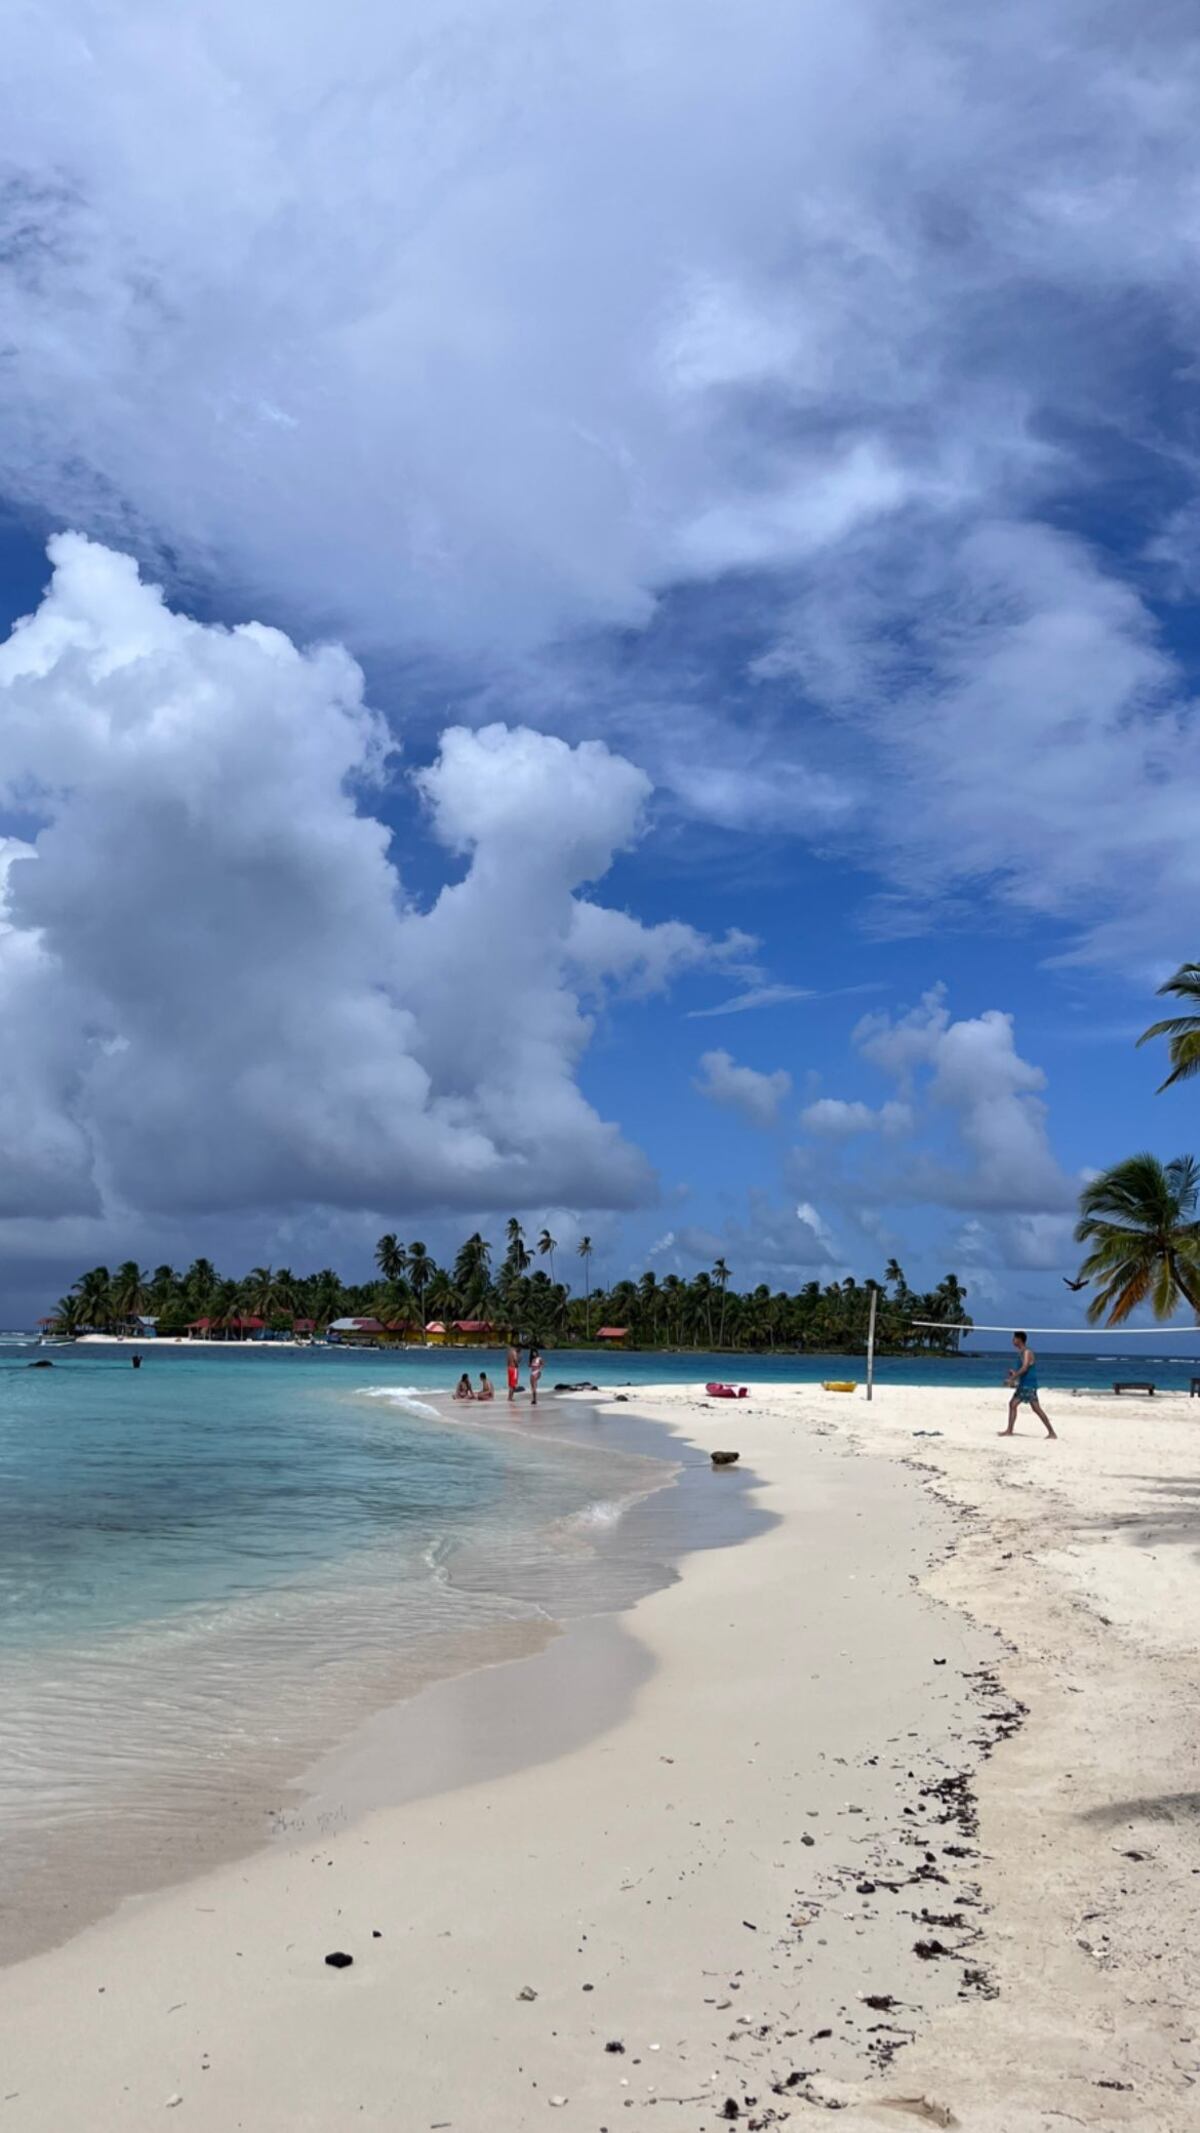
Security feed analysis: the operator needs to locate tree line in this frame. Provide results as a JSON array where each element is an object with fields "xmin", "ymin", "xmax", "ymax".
[{"xmin": 50, "ymin": 1235, "xmax": 972, "ymax": 1354}]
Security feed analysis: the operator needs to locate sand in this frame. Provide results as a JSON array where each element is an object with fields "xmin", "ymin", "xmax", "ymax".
[{"xmin": 0, "ymin": 1380, "xmax": 1195, "ymax": 2130}]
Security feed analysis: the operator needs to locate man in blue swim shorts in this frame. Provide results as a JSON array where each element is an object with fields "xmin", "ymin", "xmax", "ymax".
[{"xmin": 1002, "ymin": 1331, "xmax": 1056, "ymax": 1439}]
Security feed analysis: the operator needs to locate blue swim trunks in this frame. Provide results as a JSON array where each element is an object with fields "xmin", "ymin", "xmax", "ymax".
[{"xmin": 1015, "ymin": 1375, "xmax": 1039, "ymax": 1402}]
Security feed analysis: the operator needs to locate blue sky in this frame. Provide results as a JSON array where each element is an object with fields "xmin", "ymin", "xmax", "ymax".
[{"xmin": 1, "ymin": 1, "xmax": 1198, "ymax": 1330}]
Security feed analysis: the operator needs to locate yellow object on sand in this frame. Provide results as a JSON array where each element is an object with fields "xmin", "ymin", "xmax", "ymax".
[{"xmin": 822, "ymin": 1380, "xmax": 856, "ymax": 1393}]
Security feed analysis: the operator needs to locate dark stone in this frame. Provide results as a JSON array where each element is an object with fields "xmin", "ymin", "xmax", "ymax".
[
  {"xmin": 605, "ymin": 2041, "xmax": 625, "ymax": 2054},
  {"xmin": 324, "ymin": 1951, "xmax": 354, "ymax": 1969},
  {"xmin": 28, "ymin": 1359, "xmax": 54, "ymax": 1368},
  {"xmin": 721, "ymin": 2103, "xmax": 740, "ymax": 2121},
  {"xmin": 711, "ymin": 1450, "xmax": 740, "ymax": 1467}
]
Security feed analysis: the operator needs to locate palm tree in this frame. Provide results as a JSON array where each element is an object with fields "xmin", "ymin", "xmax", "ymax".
[
  {"xmin": 577, "ymin": 1236, "xmax": 594, "ymax": 1339},
  {"xmin": 111, "ymin": 1261, "xmax": 148, "ymax": 1326},
  {"xmin": 74, "ymin": 1265, "xmax": 113, "ymax": 1331},
  {"xmin": 426, "ymin": 1269, "xmax": 460, "ymax": 1326},
  {"xmin": 537, "ymin": 1228, "xmax": 558, "ymax": 1286},
  {"xmin": 504, "ymin": 1218, "xmax": 531, "ymax": 1279},
  {"xmin": 311, "ymin": 1269, "xmax": 343, "ymax": 1331},
  {"xmin": 1138, "ymin": 963, "xmax": 1200, "ymax": 1090},
  {"xmin": 406, "ymin": 1243, "xmax": 434, "ymax": 1328},
  {"xmin": 243, "ymin": 1266, "xmax": 280, "ymax": 1319},
  {"xmin": 375, "ymin": 1233, "xmax": 406, "ymax": 1286},
  {"xmin": 454, "ymin": 1233, "xmax": 492, "ymax": 1312},
  {"xmin": 1074, "ymin": 1153, "xmax": 1200, "ymax": 1323},
  {"xmin": 52, "ymin": 1292, "xmax": 87, "ymax": 1337},
  {"xmin": 712, "ymin": 1258, "xmax": 731, "ymax": 1348}
]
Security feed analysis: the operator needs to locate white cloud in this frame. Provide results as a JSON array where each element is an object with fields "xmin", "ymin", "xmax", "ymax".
[
  {"xmin": 694, "ymin": 1048, "xmax": 791, "ymax": 1128},
  {"xmin": 677, "ymin": 1192, "xmax": 841, "ymax": 1282},
  {"xmin": 0, "ymin": 536, "xmax": 734, "ymax": 1230},
  {"xmin": 851, "ymin": 985, "xmax": 1078, "ymax": 1213},
  {"xmin": 800, "ymin": 1096, "xmax": 912, "ymax": 1139},
  {"xmin": 1, "ymin": 4, "xmax": 1199, "ymax": 962},
  {"xmin": 688, "ymin": 983, "xmax": 815, "ymax": 1019}
]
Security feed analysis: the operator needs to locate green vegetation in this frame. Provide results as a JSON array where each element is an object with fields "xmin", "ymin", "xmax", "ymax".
[
  {"xmin": 1067, "ymin": 963, "xmax": 1200, "ymax": 1327},
  {"xmin": 1138, "ymin": 961, "xmax": 1200, "ymax": 1090},
  {"xmin": 1074, "ymin": 1154, "xmax": 1200, "ymax": 1325},
  {"xmin": 50, "ymin": 1238, "xmax": 972, "ymax": 1354}
]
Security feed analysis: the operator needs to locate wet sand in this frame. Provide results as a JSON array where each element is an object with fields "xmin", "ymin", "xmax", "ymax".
[{"xmin": 0, "ymin": 1381, "xmax": 1192, "ymax": 2127}]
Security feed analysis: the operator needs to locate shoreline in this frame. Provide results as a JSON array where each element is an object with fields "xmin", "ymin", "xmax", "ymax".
[
  {"xmin": 0, "ymin": 1383, "xmax": 1193, "ymax": 2126},
  {"xmin": 0, "ymin": 1391, "xmax": 770, "ymax": 1970}
]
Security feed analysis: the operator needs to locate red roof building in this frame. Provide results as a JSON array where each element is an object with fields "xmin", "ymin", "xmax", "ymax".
[{"xmin": 596, "ymin": 1326, "xmax": 628, "ymax": 1340}]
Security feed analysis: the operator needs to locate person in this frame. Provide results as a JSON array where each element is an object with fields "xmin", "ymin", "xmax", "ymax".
[
  {"xmin": 529, "ymin": 1343, "xmax": 544, "ymax": 1407},
  {"xmin": 507, "ymin": 1343, "xmax": 520, "ymax": 1402},
  {"xmin": 477, "ymin": 1371, "xmax": 494, "ymax": 1401},
  {"xmin": 131, "ymin": 1353, "xmax": 142, "ymax": 1369},
  {"xmin": 454, "ymin": 1372, "xmax": 475, "ymax": 1401},
  {"xmin": 1002, "ymin": 1331, "xmax": 1056, "ymax": 1439}
]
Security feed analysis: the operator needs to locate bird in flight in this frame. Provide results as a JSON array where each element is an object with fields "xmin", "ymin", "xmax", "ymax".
[{"xmin": 1062, "ymin": 1275, "xmax": 1088, "ymax": 1292}]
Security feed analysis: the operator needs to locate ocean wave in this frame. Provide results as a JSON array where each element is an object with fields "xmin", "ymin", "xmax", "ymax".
[
  {"xmin": 564, "ymin": 1497, "xmax": 627, "ymax": 1534},
  {"xmin": 358, "ymin": 1386, "xmax": 442, "ymax": 1420}
]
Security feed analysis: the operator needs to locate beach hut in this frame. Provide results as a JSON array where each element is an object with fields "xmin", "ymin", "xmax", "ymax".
[
  {"xmin": 424, "ymin": 1321, "xmax": 447, "ymax": 1345},
  {"xmin": 327, "ymin": 1316, "xmax": 385, "ymax": 1346},
  {"xmin": 450, "ymin": 1318, "xmax": 494, "ymax": 1345},
  {"xmin": 596, "ymin": 1326, "xmax": 629, "ymax": 1344}
]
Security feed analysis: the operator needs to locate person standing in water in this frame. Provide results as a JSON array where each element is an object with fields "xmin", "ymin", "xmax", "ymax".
[
  {"xmin": 506, "ymin": 1343, "xmax": 520, "ymax": 1403},
  {"xmin": 1002, "ymin": 1331, "xmax": 1056, "ymax": 1439},
  {"xmin": 529, "ymin": 1344, "xmax": 544, "ymax": 1407}
]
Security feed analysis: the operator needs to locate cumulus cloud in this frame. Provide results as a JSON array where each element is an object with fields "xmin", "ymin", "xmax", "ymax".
[
  {"xmin": 850, "ymin": 986, "xmax": 1078, "ymax": 1213},
  {"xmin": 800, "ymin": 1096, "xmax": 912, "ymax": 1139},
  {"xmin": 2, "ymin": 2, "xmax": 1200, "ymax": 965},
  {"xmin": 672, "ymin": 1193, "xmax": 841, "ymax": 1284},
  {"xmin": 0, "ymin": 535, "xmax": 734, "ymax": 1229},
  {"xmin": 694, "ymin": 1048, "xmax": 791, "ymax": 1128}
]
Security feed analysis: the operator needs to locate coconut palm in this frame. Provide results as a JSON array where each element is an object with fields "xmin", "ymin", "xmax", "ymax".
[
  {"xmin": 504, "ymin": 1218, "xmax": 531, "ymax": 1279},
  {"xmin": 52, "ymin": 1292, "xmax": 87, "ymax": 1337},
  {"xmin": 405, "ymin": 1242, "xmax": 434, "ymax": 1328},
  {"xmin": 243, "ymin": 1266, "xmax": 280, "ymax": 1319},
  {"xmin": 712, "ymin": 1257, "xmax": 732, "ymax": 1348},
  {"xmin": 537, "ymin": 1228, "xmax": 558, "ymax": 1285},
  {"xmin": 73, "ymin": 1265, "xmax": 113, "ymax": 1331},
  {"xmin": 1074, "ymin": 1153, "xmax": 1200, "ymax": 1323},
  {"xmin": 375, "ymin": 1233, "xmax": 406, "ymax": 1286},
  {"xmin": 1138, "ymin": 963, "xmax": 1200, "ymax": 1090},
  {"xmin": 454, "ymin": 1233, "xmax": 492, "ymax": 1311},
  {"xmin": 111, "ymin": 1261, "xmax": 149, "ymax": 1325},
  {"xmin": 576, "ymin": 1235, "xmax": 594, "ymax": 1338}
]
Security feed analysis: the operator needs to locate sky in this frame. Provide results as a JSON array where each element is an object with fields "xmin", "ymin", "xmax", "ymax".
[{"xmin": 1, "ymin": 0, "xmax": 1199, "ymax": 1331}]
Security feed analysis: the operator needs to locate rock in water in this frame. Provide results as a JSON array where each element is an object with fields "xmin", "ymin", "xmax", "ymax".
[{"xmin": 711, "ymin": 1449, "xmax": 740, "ymax": 1467}]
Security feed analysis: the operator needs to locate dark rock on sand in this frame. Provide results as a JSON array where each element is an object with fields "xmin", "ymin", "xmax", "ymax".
[
  {"xmin": 324, "ymin": 1951, "xmax": 354, "ymax": 1969},
  {"xmin": 711, "ymin": 1450, "xmax": 740, "ymax": 1467}
]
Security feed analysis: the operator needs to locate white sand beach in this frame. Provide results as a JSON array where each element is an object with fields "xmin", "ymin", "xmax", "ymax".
[{"xmin": 0, "ymin": 1381, "xmax": 1195, "ymax": 2130}]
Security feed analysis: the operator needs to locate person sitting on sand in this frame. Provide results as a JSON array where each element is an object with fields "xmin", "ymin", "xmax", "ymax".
[
  {"xmin": 507, "ymin": 1343, "xmax": 520, "ymax": 1402},
  {"xmin": 529, "ymin": 1343, "xmax": 544, "ymax": 1407},
  {"xmin": 1002, "ymin": 1331, "xmax": 1056, "ymax": 1439},
  {"xmin": 477, "ymin": 1371, "xmax": 494, "ymax": 1401},
  {"xmin": 454, "ymin": 1372, "xmax": 475, "ymax": 1401}
]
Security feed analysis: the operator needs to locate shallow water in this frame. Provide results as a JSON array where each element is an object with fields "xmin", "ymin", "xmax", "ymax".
[{"xmin": 0, "ymin": 1344, "xmax": 766, "ymax": 1955}]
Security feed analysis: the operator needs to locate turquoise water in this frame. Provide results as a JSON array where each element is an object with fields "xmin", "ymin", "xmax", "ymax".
[
  {"xmin": 0, "ymin": 1340, "xmax": 698, "ymax": 1954},
  {"xmin": 1, "ymin": 1331, "xmax": 1193, "ymax": 1953}
]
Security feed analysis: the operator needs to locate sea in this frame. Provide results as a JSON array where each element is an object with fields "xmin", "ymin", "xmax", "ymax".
[{"xmin": 0, "ymin": 1333, "xmax": 1195, "ymax": 1956}]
